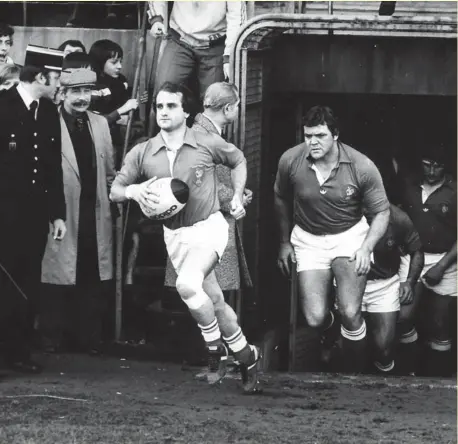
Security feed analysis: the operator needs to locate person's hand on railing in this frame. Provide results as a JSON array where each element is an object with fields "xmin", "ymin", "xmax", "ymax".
[{"xmin": 150, "ymin": 21, "xmax": 165, "ymax": 37}]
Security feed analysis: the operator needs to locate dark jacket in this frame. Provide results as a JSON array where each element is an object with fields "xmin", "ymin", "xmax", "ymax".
[{"xmin": 0, "ymin": 86, "xmax": 65, "ymax": 222}]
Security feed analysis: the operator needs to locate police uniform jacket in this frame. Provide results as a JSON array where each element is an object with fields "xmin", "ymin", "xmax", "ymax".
[
  {"xmin": 0, "ymin": 86, "xmax": 65, "ymax": 223},
  {"xmin": 41, "ymin": 110, "xmax": 115, "ymax": 285}
]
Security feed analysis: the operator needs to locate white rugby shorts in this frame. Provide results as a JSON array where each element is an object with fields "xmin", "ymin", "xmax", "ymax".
[
  {"xmin": 362, "ymin": 274, "xmax": 401, "ymax": 313},
  {"xmin": 163, "ymin": 211, "xmax": 229, "ymax": 274},
  {"xmin": 398, "ymin": 253, "xmax": 457, "ymax": 297},
  {"xmin": 291, "ymin": 217, "xmax": 370, "ymax": 272}
]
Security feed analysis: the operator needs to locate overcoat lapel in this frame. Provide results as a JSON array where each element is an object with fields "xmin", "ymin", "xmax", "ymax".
[{"xmin": 59, "ymin": 111, "xmax": 80, "ymax": 180}]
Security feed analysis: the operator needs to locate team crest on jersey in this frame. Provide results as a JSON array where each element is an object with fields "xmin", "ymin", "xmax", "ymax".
[
  {"xmin": 193, "ymin": 166, "xmax": 204, "ymax": 186},
  {"xmin": 345, "ymin": 185, "xmax": 356, "ymax": 198},
  {"xmin": 442, "ymin": 204, "xmax": 449, "ymax": 213}
]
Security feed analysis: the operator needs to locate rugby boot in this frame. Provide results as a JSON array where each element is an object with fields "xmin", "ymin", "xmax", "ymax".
[
  {"xmin": 206, "ymin": 343, "xmax": 229, "ymax": 384},
  {"xmin": 239, "ymin": 345, "xmax": 263, "ymax": 394}
]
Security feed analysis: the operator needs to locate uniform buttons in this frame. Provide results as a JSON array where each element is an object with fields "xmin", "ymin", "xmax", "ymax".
[
  {"xmin": 33, "ymin": 169, "xmax": 37, "ymax": 173},
  {"xmin": 34, "ymin": 144, "xmax": 38, "ymax": 149},
  {"xmin": 33, "ymin": 133, "xmax": 37, "ymax": 137},
  {"xmin": 32, "ymin": 180, "xmax": 35, "ymax": 184},
  {"xmin": 319, "ymin": 188, "xmax": 327, "ymax": 195},
  {"xmin": 34, "ymin": 157, "xmax": 38, "ymax": 161},
  {"xmin": 423, "ymin": 207, "xmax": 429, "ymax": 212}
]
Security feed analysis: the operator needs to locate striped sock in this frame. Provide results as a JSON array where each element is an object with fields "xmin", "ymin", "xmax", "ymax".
[
  {"xmin": 341, "ymin": 321, "xmax": 367, "ymax": 341},
  {"xmin": 374, "ymin": 360, "xmax": 395, "ymax": 372},
  {"xmin": 428, "ymin": 338, "xmax": 452, "ymax": 352},
  {"xmin": 198, "ymin": 318, "xmax": 221, "ymax": 344},
  {"xmin": 223, "ymin": 328, "xmax": 248, "ymax": 354},
  {"xmin": 399, "ymin": 327, "xmax": 418, "ymax": 344}
]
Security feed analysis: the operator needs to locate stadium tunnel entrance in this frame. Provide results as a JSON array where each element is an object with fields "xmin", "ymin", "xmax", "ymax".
[{"xmin": 229, "ymin": 16, "xmax": 457, "ymax": 369}]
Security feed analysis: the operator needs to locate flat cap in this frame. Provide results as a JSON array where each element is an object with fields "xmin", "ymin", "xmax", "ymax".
[{"xmin": 60, "ymin": 67, "xmax": 96, "ymax": 87}]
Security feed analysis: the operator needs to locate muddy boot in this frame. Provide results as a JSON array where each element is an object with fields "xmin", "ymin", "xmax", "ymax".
[
  {"xmin": 206, "ymin": 343, "xmax": 229, "ymax": 385},
  {"xmin": 236, "ymin": 345, "xmax": 263, "ymax": 394}
]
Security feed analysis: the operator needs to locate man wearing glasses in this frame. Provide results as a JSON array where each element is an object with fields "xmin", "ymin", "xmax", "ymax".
[{"xmin": 401, "ymin": 145, "xmax": 456, "ymax": 376}]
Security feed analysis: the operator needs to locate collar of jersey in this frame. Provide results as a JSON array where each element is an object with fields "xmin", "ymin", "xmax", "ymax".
[
  {"xmin": 306, "ymin": 141, "xmax": 352, "ymax": 165},
  {"xmin": 150, "ymin": 128, "xmax": 198, "ymax": 155}
]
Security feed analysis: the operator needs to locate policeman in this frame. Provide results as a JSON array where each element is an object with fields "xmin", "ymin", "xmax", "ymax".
[{"xmin": 0, "ymin": 45, "xmax": 66, "ymax": 374}]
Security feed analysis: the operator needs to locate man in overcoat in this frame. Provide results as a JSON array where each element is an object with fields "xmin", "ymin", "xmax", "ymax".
[
  {"xmin": 0, "ymin": 45, "xmax": 66, "ymax": 374},
  {"xmin": 40, "ymin": 66, "xmax": 115, "ymax": 355}
]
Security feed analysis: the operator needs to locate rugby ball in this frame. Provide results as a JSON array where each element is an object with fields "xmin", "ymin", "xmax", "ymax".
[{"xmin": 139, "ymin": 177, "xmax": 189, "ymax": 220}]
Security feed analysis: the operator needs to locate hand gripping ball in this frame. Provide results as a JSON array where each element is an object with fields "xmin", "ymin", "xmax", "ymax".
[{"xmin": 139, "ymin": 177, "xmax": 189, "ymax": 220}]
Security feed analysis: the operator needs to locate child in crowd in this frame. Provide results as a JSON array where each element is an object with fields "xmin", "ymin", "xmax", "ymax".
[
  {"xmin": 0, "ymin": 23, "xmax": 14, "ymax": 65},
  {"xmin": 58, "ymin": 39, "xmax": 86, "ymax": 57},
  {"xmin": 0, "ymin": 63, "xmax": 19, "ymax": 91},
  {"xmin": 89, "ymin": 39, "xmax": 145, "ymax": 166}
]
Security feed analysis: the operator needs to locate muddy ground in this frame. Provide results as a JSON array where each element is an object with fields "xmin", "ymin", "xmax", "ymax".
[{"xmin": 0, "ymin": 353, "xmax": 455, "ymax": 444}]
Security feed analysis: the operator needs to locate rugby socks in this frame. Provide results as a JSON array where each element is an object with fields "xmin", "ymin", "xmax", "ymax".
[
  {"xmin": 198, "ymin": 318, "xmax": 222, "ymax": 346},
  {"xmin": 223, "ymin": 328, "xmax": 248, "ymax": 354},
  {"xmin": 419, "ymin": 338, "xmax": 453, "ymax": 377},
  {"xmin": 340, "ymin": 321, "xmax": 368, "ymax": 373},
  {"xmin": 396, "ymin": 327, "xmax": 420, "ymax": 375},
  {"xmin": 427, "ymin": 338, "xmax": 452, "ymax": 352},
  {"xmin": 374, "ymin": 359, "xmax": 395, "ymax": 373},
  {"xmin": 399, "ymin": 327, "xmax": 419, "ymax": 345},
  {"xmin": 224, "ymin": 327, "xmax": 260, "ymax": 366},
  {"xmin": 341, "ymin": 321, "xmax": 367, "ymax": 342}
]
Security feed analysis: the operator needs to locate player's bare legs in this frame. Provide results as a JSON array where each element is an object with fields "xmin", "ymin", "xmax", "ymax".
[
  {"xmin": 297, "ymin": 269, "xmax": 333, "ymax": 328},
  {"xmin": 366, "ymin": 311, "xmax": 399, "ymax": 373},
  {"xmin": 332, "ymin": 257, "xmax": 368, "ymax": 373},
  {"xmin": 176, "ymin": 247, "xmax": 261, "ymax": 391}
]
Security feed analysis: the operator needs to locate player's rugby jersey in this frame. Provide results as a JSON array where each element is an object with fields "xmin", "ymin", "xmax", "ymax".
[
  {"xmin": 401, "ymin": 176, "xmax": 456, "ymax": 254},
  {"xmin": 274, "ymin": 142, "xmax": 389, "ymax": 235},
  {"xmin": 114, "ymin": 128, "xmax": 245, "ymax": 229},
  {"xmin": 367, "ymin": 204, "xmax": 422, "ymax": 281}
]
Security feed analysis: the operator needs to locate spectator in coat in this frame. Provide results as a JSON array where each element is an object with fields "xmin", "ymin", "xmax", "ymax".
[{"xmin": 40, "ymin": 66, "xmax": 115, "ymax": 355}]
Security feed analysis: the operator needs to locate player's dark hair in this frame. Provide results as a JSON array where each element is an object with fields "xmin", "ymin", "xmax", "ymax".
[
  {"xmin": 89, "ymin": 39, "xmax": 123, "ymax": 75},
  {"xmin": 302, "ymin": 105, "xmax": 340, "ymax": 137},
  {"xmin": 58, "ymin": 39, "xmax": 86, "ymax": 53},
  {"xmin": 154, "ymin": 81, "xmax": 196, "ymax": 115},
  {"xmin": 0, "ymin": 23, "xmax": 14, "ymax": 39}
]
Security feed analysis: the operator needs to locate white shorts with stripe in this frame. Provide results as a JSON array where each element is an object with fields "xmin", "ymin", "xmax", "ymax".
[
  {"xmin": 291, "ymin": 218, "xmax": 370, "ymax": 272},
  {"xmin": 398, "ymin": 253, "xmax": 457, "ymax": 297},
  {"xmin": 362, "ymin": 274, "xmax": 401, "ymax": 313},
  {"xmin": 163, "ymin": 211, "xmax": 229, "ymax": 274}
]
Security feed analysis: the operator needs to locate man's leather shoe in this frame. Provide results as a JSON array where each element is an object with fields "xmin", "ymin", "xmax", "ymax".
[{"xmin": 9, "ymin": 360, "xmax": 43, "ymax": 374}]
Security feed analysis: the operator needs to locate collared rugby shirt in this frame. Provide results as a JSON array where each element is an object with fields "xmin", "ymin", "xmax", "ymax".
[
  {"xmin": 114, "ymin": 127, "xmax": 245, "ymax": 229},
  {"xmin": 275, "ymin": 142, "xmax": 389, "ymax": 235}
]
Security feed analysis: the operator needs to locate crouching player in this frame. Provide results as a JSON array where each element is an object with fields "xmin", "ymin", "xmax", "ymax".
[
  {"xmin": 110, "ymin": 82, "xmax": 261, "ymax": 393},
  {"xmin": 362, "ymin": 204, "xmax": 424, "ymax": 374}
]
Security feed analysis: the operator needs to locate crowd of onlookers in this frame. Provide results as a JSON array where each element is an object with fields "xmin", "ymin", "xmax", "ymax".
[{"xmin": 0, "ymin": 0, "xmax": 456, "ymax": 384}]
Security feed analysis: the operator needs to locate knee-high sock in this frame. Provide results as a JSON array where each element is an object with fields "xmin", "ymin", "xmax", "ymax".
[
  {"xmin": 340, "ymin": 321, "xmax": 368, "ymax": 373},
  {"xmin": 198, "ymin": 318, "xmax": 221, "ymax": 345}
]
